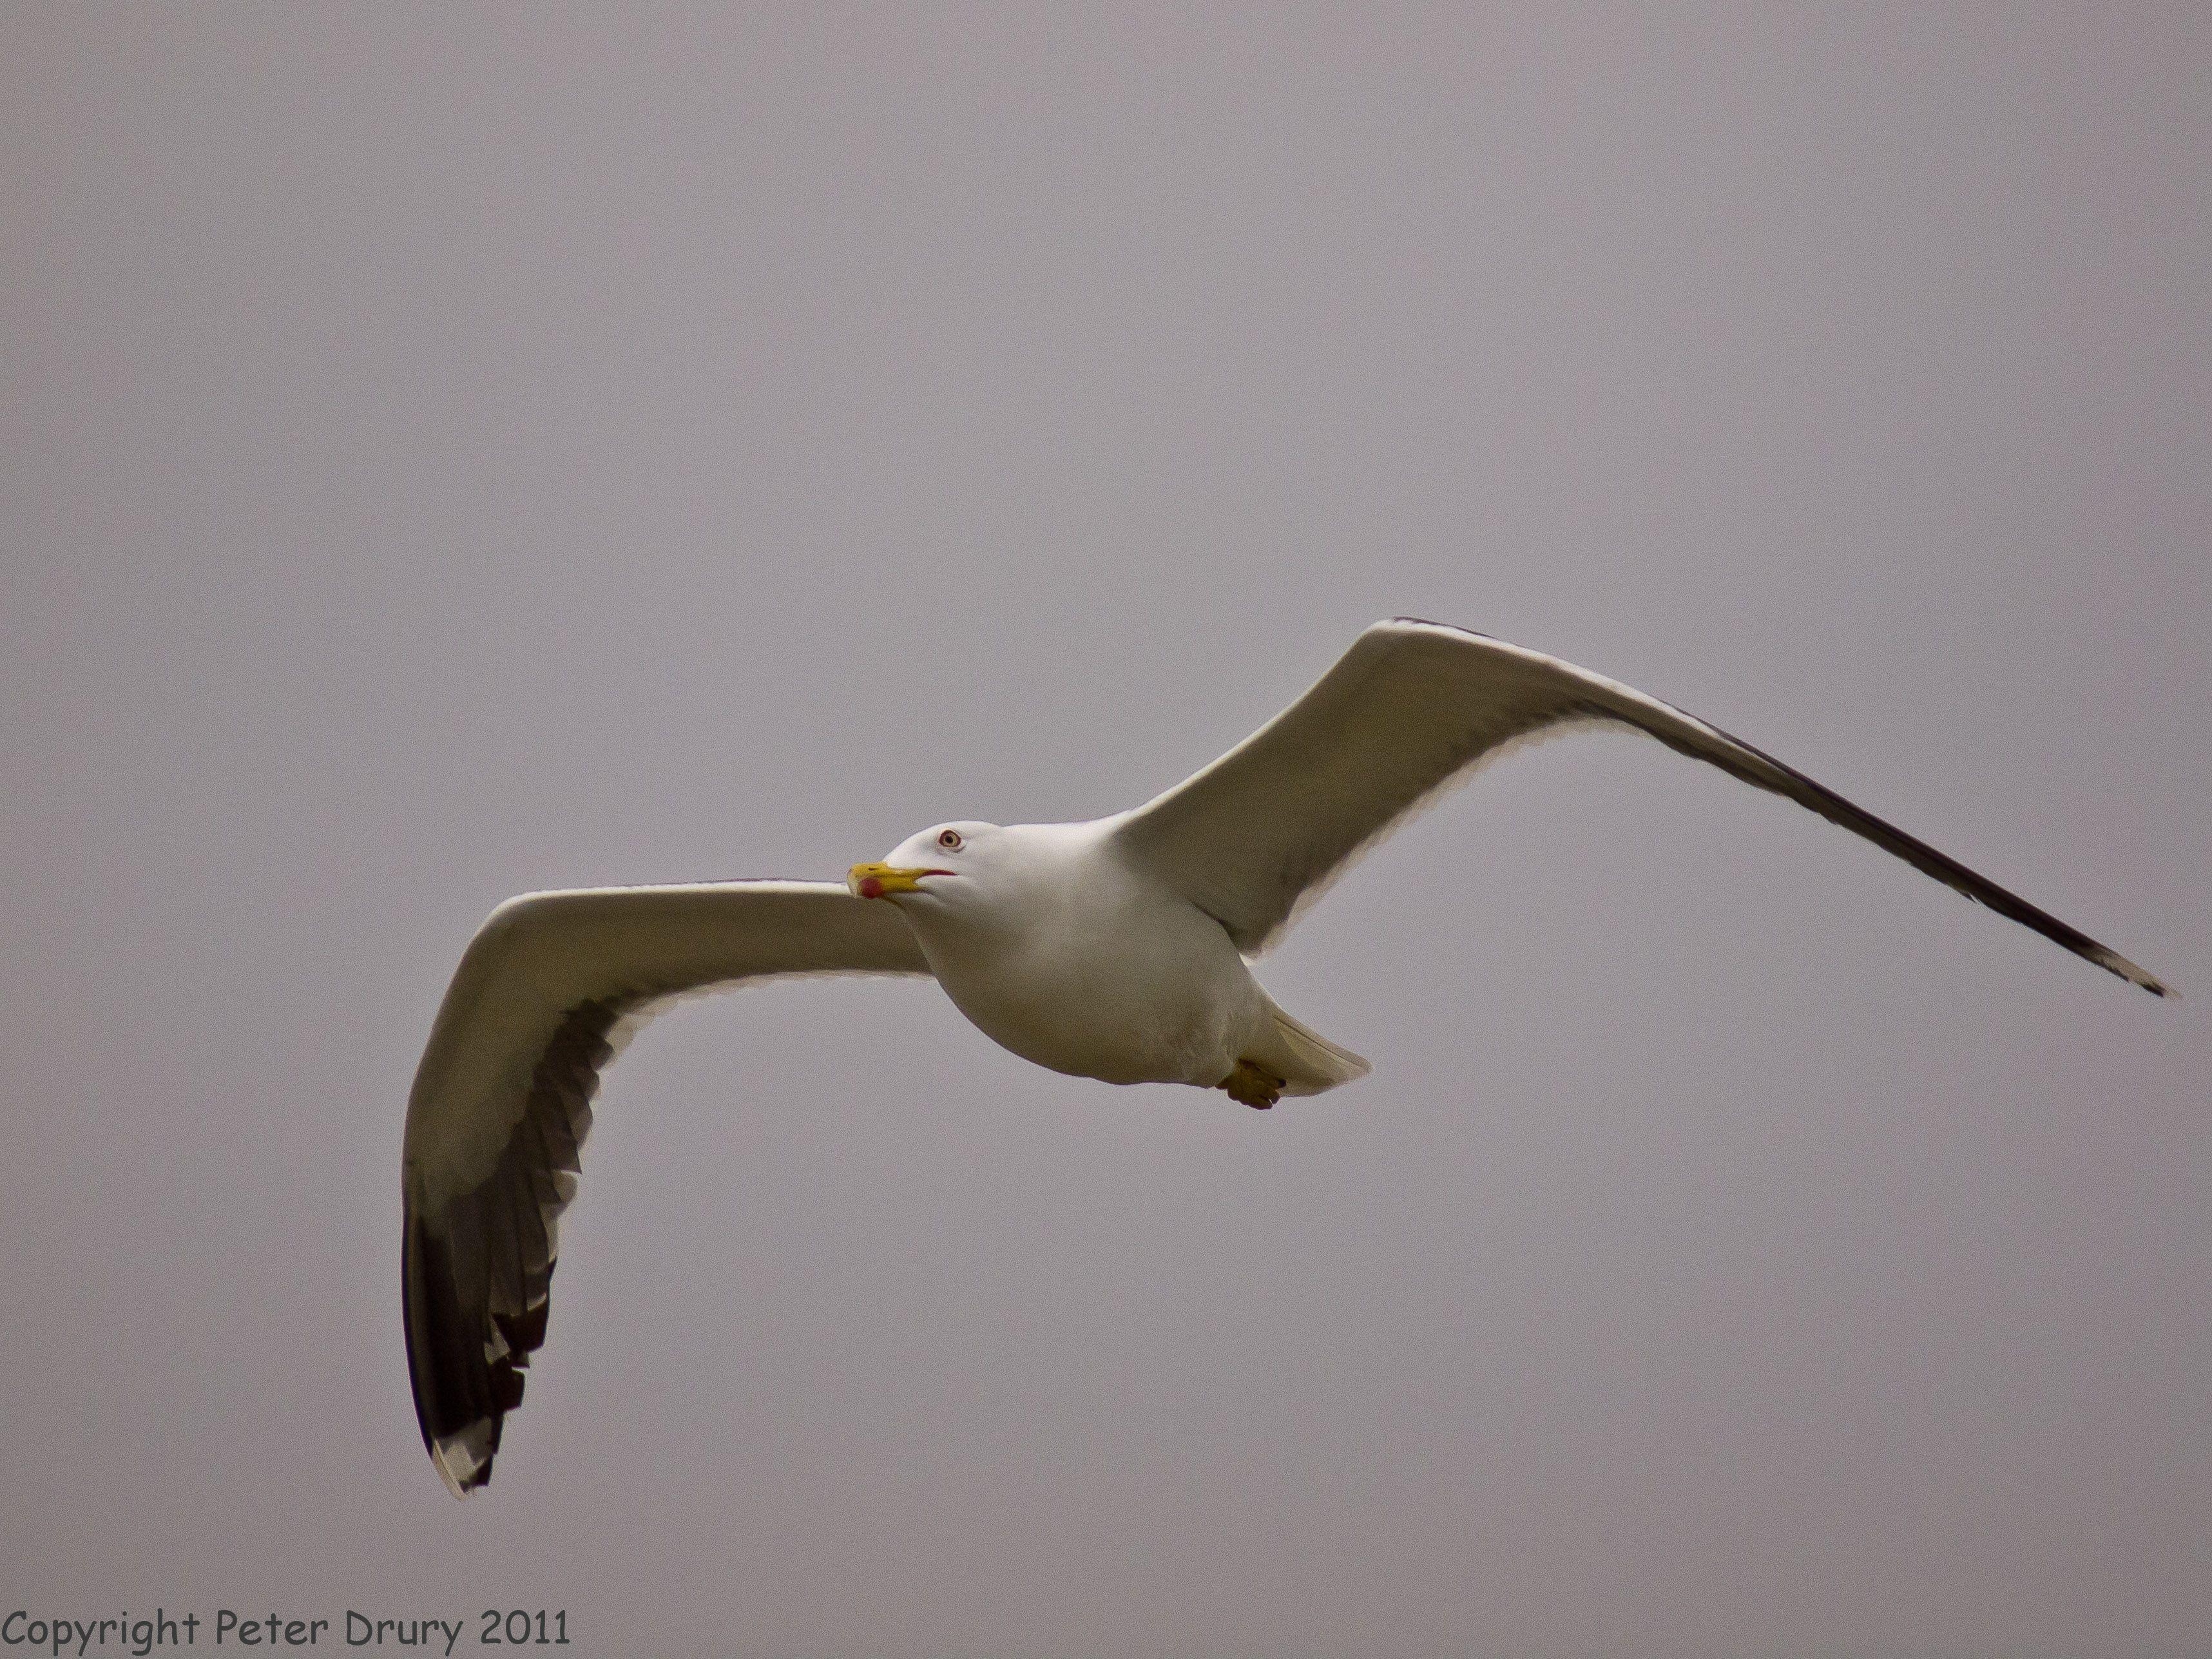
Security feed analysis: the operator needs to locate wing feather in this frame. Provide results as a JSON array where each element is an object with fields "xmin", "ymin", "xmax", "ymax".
[
  {"xmin": 401, "ymin": 881, "xmax": 931, "ymax": 1497},
  {"xmin": 1111, "ymin": 619, "xmax": 2169, "ymax": 995}
]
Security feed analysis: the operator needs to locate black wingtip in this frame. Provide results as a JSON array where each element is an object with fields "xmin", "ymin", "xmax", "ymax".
[
  {"xmin": 401, "ymin": 998, "xmax": 619, "ymax": 1499},
  {"xmin": 2091, "ymin": 946, "xmax": 2176, "ymax": 1000},
  {"xmin": 403, "ymin": 1207, "xmax": 514, "ymax": 1499}
]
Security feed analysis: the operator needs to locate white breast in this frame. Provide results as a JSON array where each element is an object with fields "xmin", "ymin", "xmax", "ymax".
[{"xmin": 904, "ymin": 825, "xmax": 1265, "ymax": 1088}]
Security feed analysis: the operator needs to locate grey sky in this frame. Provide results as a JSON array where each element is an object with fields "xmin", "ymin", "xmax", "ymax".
[{"xmin": 3, "ymin": 6, "xmax": 2206, "ymax": 1656}]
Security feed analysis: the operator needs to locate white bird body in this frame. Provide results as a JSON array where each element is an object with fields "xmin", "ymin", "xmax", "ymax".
[
  {"xmin": 397, "ymin": 617, "xmax": 2169, "ymax": 1497},
  {"xmin": 880, "ymin": 817, "xmax": 1356, "ymax": 1094}
]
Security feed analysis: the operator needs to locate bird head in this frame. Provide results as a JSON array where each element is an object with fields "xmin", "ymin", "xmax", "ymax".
[{"xmin": 849, "ymin": 821, "xmax": 1003, "ymax": 906}]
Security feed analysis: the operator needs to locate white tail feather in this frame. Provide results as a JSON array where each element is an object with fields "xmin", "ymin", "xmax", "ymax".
[{"xmin": 1265, "ymin": 1004, "xmax": 1372, "ymax": 1097}]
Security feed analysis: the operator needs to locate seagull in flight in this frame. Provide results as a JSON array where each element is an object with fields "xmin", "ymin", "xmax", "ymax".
[{"xmin": 401, "ymin": 617, "xmax": 2169, "ymax": 1495}]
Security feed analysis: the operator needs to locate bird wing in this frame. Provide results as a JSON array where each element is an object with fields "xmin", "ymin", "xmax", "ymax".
[
  {"xmin": 401, "ymin": 880, "xmax": 930, "ymax": 1497},
  {"xmin": 1109, "ymin": 617, "xmax": 2169, "ymax": 995}
]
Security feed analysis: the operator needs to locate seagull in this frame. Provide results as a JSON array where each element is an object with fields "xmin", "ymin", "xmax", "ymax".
[{"xmin": 400, "ymin": 617, "xmax": 2169, "ymax": 1496}]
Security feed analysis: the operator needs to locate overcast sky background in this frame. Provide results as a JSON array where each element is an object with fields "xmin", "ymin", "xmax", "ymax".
[{"xmin": 4, "ymin": 6, "xmax": 2207, "ymax": 1656}]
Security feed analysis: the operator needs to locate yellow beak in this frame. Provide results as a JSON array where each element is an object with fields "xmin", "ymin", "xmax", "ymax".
[{"xmin": 849, "ymin": 863, "xmax": 937, "ymax": 899}]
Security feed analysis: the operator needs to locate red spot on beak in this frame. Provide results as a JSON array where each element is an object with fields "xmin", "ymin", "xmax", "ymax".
[{"xmin": 858, "ymin": 875, "xmax": 885, "ymax": 899}]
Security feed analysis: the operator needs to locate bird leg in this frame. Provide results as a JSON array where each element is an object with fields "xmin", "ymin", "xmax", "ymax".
[{"xmin": 1217, "ymin": 1058, "xmax": 1285, "ymax": 1110}]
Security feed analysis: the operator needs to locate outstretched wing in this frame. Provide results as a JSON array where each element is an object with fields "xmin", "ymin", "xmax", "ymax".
[
  {"xmin": 1110, "ymin": 618, "xmax": 2169, "ymax": 994},
  {"xmin": 401, "ymin": 881, "xmax": 930, "ymax": 1497}
]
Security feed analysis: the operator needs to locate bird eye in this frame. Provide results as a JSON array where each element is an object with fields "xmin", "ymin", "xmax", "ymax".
[{"xmin": 937, "ymin": 829, "xmax": 963, "ymax": 852}]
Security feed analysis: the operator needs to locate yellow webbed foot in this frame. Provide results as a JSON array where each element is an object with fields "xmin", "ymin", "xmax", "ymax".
[{"xmin": 1217, "ymin": 1058, "xmax": 1285, "ymax": 1110}]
